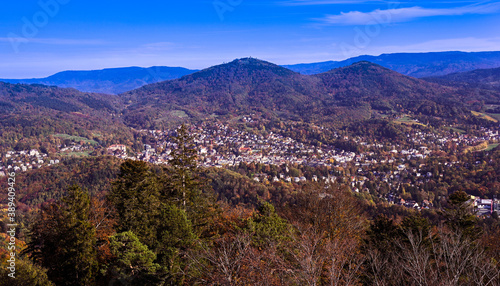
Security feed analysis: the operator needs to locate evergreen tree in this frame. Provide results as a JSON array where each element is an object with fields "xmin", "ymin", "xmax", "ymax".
[
  {"xmin": 110, "ymin": 159, "xmax": 200, "ymax": 283},
  {"xmin": 247, "ymin": 201, "xmax": 291, "ymax": 247},
  {"xmin": 156, "ymin": 203, "xmax": 196, "ymax": 279},
  {"xmin": 442, "ymin": 190, "xmax": 481, "ymax": 239},
  {"xmin": 108, "ymin": 160, "xmax": 162, "ymax": 249},
  {"xmin": 165, "ymin": 124, "xmax": 217, "ymax": 237},
  {"xmin": 105, "ymin": 231, "xmax": 160, "ymax": 285},
  {"xmin": 24, "ymin": 185, "xmax": 98, "ymax": 286},
  {"xmin": 167, "ymin": 124, "xmax": 199, "ymax": 210}
]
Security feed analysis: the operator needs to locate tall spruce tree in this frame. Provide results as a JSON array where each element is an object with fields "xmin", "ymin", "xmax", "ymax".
[
  {"xmin": 24, "ymin": 185, "xmax": 98, "ymax": 286},
  {"xmin": 108, "ymin": 160, "xmax": 162, "ymax": 249},
  {"xmin": 109, "ymin": 158, "xmax": 198, "ymax": 283},
  {"xmin": 166, "ymin": 124, "xmax": 217, "ymax": 238},
  {"xmin": 442, "ymin": 190, "xmax": 481, "ymax": 240},
  {"xmin": 168, "ymin": 124, "xmax": 199, "ymax": 210}
]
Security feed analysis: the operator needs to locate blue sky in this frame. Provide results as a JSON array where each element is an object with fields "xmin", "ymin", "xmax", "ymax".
[{"xmin": 1, "ymin": 0, "xmax": 499, "ymax": 78}]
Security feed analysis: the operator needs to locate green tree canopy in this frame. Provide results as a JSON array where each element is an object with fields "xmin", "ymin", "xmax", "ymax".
[
  {"xmin": 105, "ymin": 231, "xmax": 160, "ymax": 285},
  {"xmin": 24, "ymin": 185, "xmax": 98, "ymax": 286}
]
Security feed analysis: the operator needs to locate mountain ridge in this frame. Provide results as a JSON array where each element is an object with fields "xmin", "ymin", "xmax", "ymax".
[
  {"xmin": 121, "ymin": 58, "xmax": 500, "ymax": 128},
  {"xmin": 0, "ymin": 66, "xmax": 198, "ymax": 95},
  {"xmin": 3, "ymin": 57, "xmax": 499, "ymax": 131},
  {"xmin": 4, "ymin": 51, "xmax": 500, "ymax": 95},
  {"xmin": 283, "ymin": 51, "xmax": 500, "ymax": 78},
  {"xmin": 424, "ymin": 66, "xmax": 500, "ymax": 92}
]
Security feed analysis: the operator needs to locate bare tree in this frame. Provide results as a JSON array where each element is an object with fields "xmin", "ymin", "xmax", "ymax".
[
  {"xmin": 323, "ymin": 237, "xmax": 364, "ymax": 286},
  {"xmin": 391, "ymin": 227, "xmax": 500, "ymax": 286},
  {"xmin": 364, "ymin": 246, "xmax": 400, "ymax": 286},
  {"xmin": 431, "ymin": 228, "xmax": 500, "ymax": 286},
  {"xmin": 285, "ymin": 224, "xmax": 326, "ymax": 286},
  {"xmin": 186, "ymin": 233, "xmax": 252, "ymax": 285},
  {"xmin": 395, "ymin": 229, "xmax": 434, "ymax": 286}
]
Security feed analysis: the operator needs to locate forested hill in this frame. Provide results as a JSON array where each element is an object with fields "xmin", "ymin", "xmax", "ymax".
[
  {"xmin": 2, "ymin": 58, "xmax": 500, "ymax": 134},
  {"xmin": 0, "ymin": 81, "xmax": 121, "ymax": 113},
  {"xmin": 424, "ymin": 66, "xmax": 500, "ymax": 93},
  {"xmin": 120, "ymin": 58, "xmax": 328, "ymax": 127},
  {"xmin": 0, "ymin": 82, "xmax": 132, "ymax": 153},
  {"xmin": 121, "ymin": 58, "xmax": 500, "ymax": 128},
  {"xmin": 315, "ymin": 61, "xmax": 500, "ymax": 115}
]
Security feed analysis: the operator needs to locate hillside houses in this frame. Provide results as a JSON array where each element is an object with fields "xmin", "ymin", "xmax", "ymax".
[{"xmin": 0, "ymin": 149, "xmax": 53, "ymax": 176}]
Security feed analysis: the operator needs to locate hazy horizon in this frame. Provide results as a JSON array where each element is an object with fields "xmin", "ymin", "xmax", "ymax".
[{"xmin": 1, "ymin": 0, "xmax": 500, "ymax": 78}]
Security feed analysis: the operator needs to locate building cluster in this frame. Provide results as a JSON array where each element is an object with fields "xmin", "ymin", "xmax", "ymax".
[
  {"xmin": 112, "ymin": 123, "xmax": 360, "ymax": 168},
  {"xmin": 117, "ymin": 123, "xmax": 499, "ymax": 170},
  {"xmin": 102, "ymin": 121, "xmax": 498, "ymax": 212},
  {"xmin": 0, "ymin": 149, "xmax": 58, "ymax": 176},
  {"xmin": 2, "ymin": 120, "xmax": 498, "ymax": 214}
]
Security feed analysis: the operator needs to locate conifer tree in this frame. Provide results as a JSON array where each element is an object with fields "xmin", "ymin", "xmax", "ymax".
[
  {"xmin": 108, "ymin": 160, "xmax": 162, "ymax": 249},
  {"xmin": 442, "ymin": 190, "xmax": 481, "ymax": 239},
  {"xmin": 24, "ymin": 185, "xmax": 98, "ymax": 286},
  {"xmin": 105, "ymin": 231, "xmax": 160, "ymax": 285},
  {"xmin": 166, "ymin": 124, "xmax": 217, "ymax": 237},
  {"xmin": 168, "ymin": 124, "xmax": 199, "ymax": 210}
]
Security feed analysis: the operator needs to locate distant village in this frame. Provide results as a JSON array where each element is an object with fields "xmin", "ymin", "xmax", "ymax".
[
  {"xmin": 0, "ymin": 149, "xmax": 59, "ymax": 177},
  {"xmin": 1, "ymin": 120, "xmax": 499, "ymax": 214},
  {"xmin": 103, "ymin": 121, "xmax": 499, "ymax": 213}
]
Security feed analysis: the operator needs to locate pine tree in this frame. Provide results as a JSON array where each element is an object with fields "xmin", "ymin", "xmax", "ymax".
[
  {"xmin": 247, "ymin": 201, "xmax": 291, "ymax": 247},
  {"xmin": 165, "ymin": 124, "xmax": 217, "ymax": 238},
  {"xmin": 109, "ymin": 159, "xmax": 199, "ymax": 283},
  {"xmin": 105, "ymin": 231, "xmax": 160, "ymax": 285},
  {"xmin": 167, "ymin": 124, "xmax": 199, "ymax": 210},
  {"xmin": 24, "ymin": 185, "xmax": 98, "ymax": 286},
  {"xmin": 108, "ymin": 160, "xmax": 162, "ymax": 249},
  {"xmin": 156, "ymin": 203, "xmax": 196, "ymax": 277},
  {"xmin": 442, "ymin": 190, "xmax": 481, "ymax": 240}
]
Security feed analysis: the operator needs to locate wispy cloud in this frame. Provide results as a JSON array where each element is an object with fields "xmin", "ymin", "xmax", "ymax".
[
  {"xmin": 318, "ymin": 2, "xmax": 500, "ymax": 25},
  {"xmin": 0, "ymin": 37, "xmax": 107, "ymax": 45},
  {"xmin": 139, "ymin": 42, "xmax": 177, "ymax": 52},
  {"xmin": 281, "ymin": 0, "xmax": 387, "ymax": 5},
  {"xmin": 375, "ymin": 37, "xmax": 500, "ymax": 53},
  {"xmin": 282, "ymin": 0, "xmax": 492, "ymax": 6}
]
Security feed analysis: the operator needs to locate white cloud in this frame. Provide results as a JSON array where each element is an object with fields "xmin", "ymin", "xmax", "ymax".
[
  {"xmin": 318, "ymin": 2, "xmax": 500, "ymax": 25},
  {"xmin": 282, "ymin": 0, "xmax": 387, "ymax": 5},
  {"xmin": 283, "ymin": 0, "xmax": 497, "ymax": 6}
]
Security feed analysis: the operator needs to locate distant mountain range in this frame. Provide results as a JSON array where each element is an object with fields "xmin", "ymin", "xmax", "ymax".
[
  {"xmin": 2, "ymin": 57, "xmax": 500, "ymax": 131},
  {"xmin": 0, "ymin": 66, "xmax": 198, "ymax": 94},
  {"xmin": 2, "ymin": 51, "xmax": 500, "ymax": 94},
  {"xmin": 283, "ymin": 51, "xmax": 500, "ymax": 78},
  {"xmin": 424, "ymin": 66, "xmax": 500, "ymax": 92}
]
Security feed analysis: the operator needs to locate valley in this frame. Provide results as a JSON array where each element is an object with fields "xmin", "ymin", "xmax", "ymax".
[{"xmin": 1, "ymin": 55, "xmax": 500, "ymax": 285}]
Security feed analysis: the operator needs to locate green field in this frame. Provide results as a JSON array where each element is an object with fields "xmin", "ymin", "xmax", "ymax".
[
  {"xmin": 450, "ymin": 127, "xmax": 466, "ymax": 134},
  {"xmin": 394, "ymin": 116, "xmax": 426, "ymax": 126},
  {"xmin": 485, "ymin": 143, "xmax": 500, "ymax": 152},
  {"xmin": 54, "ymin": 134, "xmax": 98, "ymax": 145},
  {"xmin": 169, "ymin": 110, "xmax": 189, "ymax": 118},
  {"xmin": 472, "ymin": 111, "xmax": 498, "ymax": 123},
  {"xmin": 487, "ymin": 113, "xmax": 500, "ymax": 121},
  {"xmin": 62, "ymin": 151, "xmax": 93, "ymax": 157}
]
